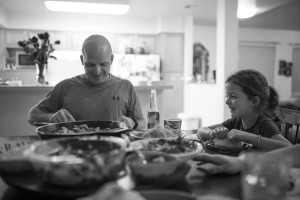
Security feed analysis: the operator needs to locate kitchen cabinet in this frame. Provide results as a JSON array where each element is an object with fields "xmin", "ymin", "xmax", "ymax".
[
  {"xmin": 0, "ymin": 30, "xmax": 5, "ymax": 68},
  {"xmin": 71, "ymin": 32, "xmax": 91, "ymax": 50},
  {"xmin": 5, "ymin": 30, "xmax": 28, "ymax": 48},
  {"xmin": 48, "ymin": 31, "xmax": 72, "ymax": 50},
  {"xmin": 155, "ymin": 33, "xmax": 184, "ymax": 73}
]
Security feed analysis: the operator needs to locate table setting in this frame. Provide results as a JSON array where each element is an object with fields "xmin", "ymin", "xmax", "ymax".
[{"xmin": 0, "ymin": 120, "xmax": 299, "ymax": 200}]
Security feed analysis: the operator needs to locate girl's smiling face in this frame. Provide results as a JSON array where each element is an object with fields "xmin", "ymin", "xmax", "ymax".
[{"xmin": 225, "ymin": 83, "xmax": 257, "ymax": 118}]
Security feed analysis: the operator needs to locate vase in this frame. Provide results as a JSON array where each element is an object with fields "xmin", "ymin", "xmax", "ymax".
[{"xmin": 36, "ymin": 63, "xmax": 47, "ymax": 85}]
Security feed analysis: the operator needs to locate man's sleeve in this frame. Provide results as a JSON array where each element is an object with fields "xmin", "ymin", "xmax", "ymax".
[{"xmin": 36, "ymin": 83, "xmax": 63, "ymax": 113}]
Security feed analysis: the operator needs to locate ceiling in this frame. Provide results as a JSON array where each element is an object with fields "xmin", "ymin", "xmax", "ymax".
[{"xmin": 0, "ymin": 0, "xmax": 300, "ymax": 31}]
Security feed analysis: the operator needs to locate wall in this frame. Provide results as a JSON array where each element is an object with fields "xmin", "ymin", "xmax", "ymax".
[
  {"xmin": 239, "ymin": 28, "xmax": 300, "ymax": 101},
  {"xmin": 0, "ymin": 6, "xmax": 7, "ymax": 28},
  {"xmin": 187, "ymin": 25, "xmax": 300, "ymax": 127}
]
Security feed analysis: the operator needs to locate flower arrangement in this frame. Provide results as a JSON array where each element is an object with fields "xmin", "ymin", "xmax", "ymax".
[{"xmin": 17, "ymin": 32, "xmax": 60, "ymax": 65}]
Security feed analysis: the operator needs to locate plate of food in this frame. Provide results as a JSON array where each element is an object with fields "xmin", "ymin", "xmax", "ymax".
[
  {"xmin": 130, "ymin": 137, "xmax": 203, "ymax": 162},
  {"xmin": 202, "ymin": 138, "xmax": 252, "ymax": 155},
  {"xmin": 129, "ymin": 126, "xmax": 178, "ymax": 141},
  {"xmin": 36, "ymin": 120, "xmax": 129, "ymax": 139}
]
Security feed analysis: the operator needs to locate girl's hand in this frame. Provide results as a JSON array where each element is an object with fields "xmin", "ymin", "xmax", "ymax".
[
  {"xmin": 209, "ymin": 126, "xmax": 229, "ymax": 140},
  {"xmin": 227, "ymin": 129, "xmax": 251, "ymax": 142}
]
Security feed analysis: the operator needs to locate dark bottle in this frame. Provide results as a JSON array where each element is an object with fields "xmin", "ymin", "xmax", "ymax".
[{"xmin": 147, "ymin": 89, "xmax": 160, "ymax": 129}]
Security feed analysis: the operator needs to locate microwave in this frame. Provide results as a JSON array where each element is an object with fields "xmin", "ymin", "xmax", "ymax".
[{"xmin": 15, "ymin": 51, "xmax": 35, "ymax": 69}]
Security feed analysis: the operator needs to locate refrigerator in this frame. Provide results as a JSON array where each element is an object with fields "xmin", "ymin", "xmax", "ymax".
[{"xmin": 110, "ymin": 54, "xmax": 160, "ymax": 84}]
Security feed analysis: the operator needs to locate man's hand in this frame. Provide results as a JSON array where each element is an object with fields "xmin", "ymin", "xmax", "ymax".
[
  {"xmin": 209, "ymin": 126, "xmax": 229, "ymax": 140},
  {"xmin": 193, "ymin": 153, "xmax": 243, "ymax": 174},
  {"xmin": 49, "ymin": 108, "xmax": 75, "ymax": 123},
  {"xmin": 119, "ymin": 116, "xmax": 135, "ymax": 129}
]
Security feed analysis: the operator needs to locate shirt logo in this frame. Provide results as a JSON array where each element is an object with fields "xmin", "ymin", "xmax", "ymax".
[{"xmin": 113, "ymin": 96, "xmax": 120, "ymax": 101}]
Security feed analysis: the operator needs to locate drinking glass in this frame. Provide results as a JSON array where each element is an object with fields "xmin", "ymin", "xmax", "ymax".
[
  {"xmin": 241, "ymin": 152, "xmax": 292, "ymax": 200},
  {"xmin": 164, "ymin": 118, "xmax": 182, "ymax": 135}
]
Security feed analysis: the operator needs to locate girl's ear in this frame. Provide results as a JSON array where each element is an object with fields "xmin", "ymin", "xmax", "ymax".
[{"xmin": 252, "ymin": 96, "xmax": 260, "ymax": 106}]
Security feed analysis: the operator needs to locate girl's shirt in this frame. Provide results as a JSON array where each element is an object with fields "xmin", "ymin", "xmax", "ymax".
[{"xmin": 222, "ymin": 115, "xmax": 280, "ymax": 138}]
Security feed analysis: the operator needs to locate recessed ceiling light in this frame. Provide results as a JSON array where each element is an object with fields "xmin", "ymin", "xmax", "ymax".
[
  {"xmin": 237, "ymin": 0, "xmax": 257, "ymax": 19},
  {"xmin": 44, "ymin": 1, "xmax": 130, "ymax": 15}
]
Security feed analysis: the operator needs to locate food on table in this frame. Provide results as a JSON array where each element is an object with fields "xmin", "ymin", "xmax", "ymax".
[
  {"xmin": 54, "ymin": 124, "xmax": 103, "ymax": 134},
  {"xmin": 146, "ymin": 126, "xmax": 177, "ymax": 137},
  {"xmin": 130, "ymin": 138, "xmax": 203, "ymax": 162},
  {"xmin": 131, "ymin": 126, "xmax": 177, "ymax": 139},
  {"xmin": 24, "ymin": 137, "xmax": 127, "ymax": 187},
  {"xmin": 211, "ymin": 138, "xmax": 242, "ymax": 149},
  {"xmin": 137, "ymin": 138, "xmax": 197, "ymax": 154}
]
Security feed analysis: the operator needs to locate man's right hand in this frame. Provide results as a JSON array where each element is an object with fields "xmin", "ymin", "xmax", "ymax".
[{"xmin": 49, "ymin": 108, "xmax": 75, "ymax": 123}]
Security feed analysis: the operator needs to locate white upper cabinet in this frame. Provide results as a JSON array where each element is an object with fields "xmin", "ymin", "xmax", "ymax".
[{"xmin": 5, "ymin": 30, "xmax": 29, "ymax": 48}]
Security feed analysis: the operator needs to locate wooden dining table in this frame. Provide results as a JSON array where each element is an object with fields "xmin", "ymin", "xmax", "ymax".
[{"xmin": 0, "ymin": 130, "xmax": 299, "ymax": 200}]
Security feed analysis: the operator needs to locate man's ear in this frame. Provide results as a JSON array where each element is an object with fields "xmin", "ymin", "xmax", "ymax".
[
  {"xmin": 80, "ymin": 55, "xmax": 84, "ymax": 65},
  {"xmin": 111, "ymin": 54, "xmax": 114, "ymax": 64}
]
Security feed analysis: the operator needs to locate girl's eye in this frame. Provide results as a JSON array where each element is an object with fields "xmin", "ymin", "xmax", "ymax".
[{"xmin": 226, "ymin": 95, "xmax": 237, "ymax": 99}]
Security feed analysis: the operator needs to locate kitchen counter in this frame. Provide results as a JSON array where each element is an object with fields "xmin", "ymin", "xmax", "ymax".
[{"xmin": 0, "ymin": 84, "xmax": 173, "ymax": 136}]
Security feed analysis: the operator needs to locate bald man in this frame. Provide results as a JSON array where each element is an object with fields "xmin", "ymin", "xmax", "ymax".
[{"xmin": 28, "ymin": 35, "xmax": 146, "ymax": 130}]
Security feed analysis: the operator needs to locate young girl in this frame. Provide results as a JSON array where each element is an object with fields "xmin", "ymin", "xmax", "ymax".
[{"xmin": 197, "ymin": 69, "xmax": 291, "ymax": 151}]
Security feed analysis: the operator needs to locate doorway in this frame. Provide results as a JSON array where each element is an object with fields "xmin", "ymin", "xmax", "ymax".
[{"xmin": 238, "ymin": 44, "xmax": 276, "ymax": 86}]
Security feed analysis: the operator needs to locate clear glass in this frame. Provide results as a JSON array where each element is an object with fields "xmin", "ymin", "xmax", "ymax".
[
  {"xmin": 36, "ymin": 63, "xmax": 47, "ymax": 85},
  {"xmin": 241, "ymin": 152, "xmax": 292, "ymax": 200}
]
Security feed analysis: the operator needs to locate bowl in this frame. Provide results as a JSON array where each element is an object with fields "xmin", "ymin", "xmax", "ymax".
[
  {"xmin": 126, "ymin": 151, "xmax": 180, "ymax": 182},
  {"xmin": 202, "ymin": 139, "xmax": 253, "ymax": 155},
  {"xmin": 130, "ymin": 138, "xmax": 203, "ymax": 162},
  {"xmin": 24, "ymin": 136, "xmax": 127, "ymax": 187},
  {"xmin": 0, "ymin": 136, "xmax": 40, "ymax": 173},
  {"xmin": 0, "ymin": 146, "xmax": 32, "ymax": 173}
]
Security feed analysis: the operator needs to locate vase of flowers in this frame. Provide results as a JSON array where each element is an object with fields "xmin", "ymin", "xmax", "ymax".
[{"xmin": 18, "ymin": 32, "xmax": 60, "ymax": 85}]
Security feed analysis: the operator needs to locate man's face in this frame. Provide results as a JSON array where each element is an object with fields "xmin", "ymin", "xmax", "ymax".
[{"xmin": 80, "ymin": 52, "xmax": 114, "ymax": 84}]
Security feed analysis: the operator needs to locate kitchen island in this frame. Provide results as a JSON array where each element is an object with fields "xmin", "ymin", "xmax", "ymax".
[{"xmin": 0, "ymin": 84, "xmax": 172, "ymax": 136}]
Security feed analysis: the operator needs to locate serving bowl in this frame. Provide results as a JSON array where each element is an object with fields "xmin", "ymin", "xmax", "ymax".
[
  {"xmin": 0, "ymin": 136, "xmax": 40, "ymax": 173},
  {"xmin": 126, "ymin": 151, "xmax": 180, "ymax": 182},
  {"xmin": 130, "ymin": 137, "xmax": 203, "ymax": 162},
  {"xmin": 36, "ymin": 120, "xmax": 129, "ymax": 140},
  {"xmin": 24, "ymin": 136, "xmax": 127, "ymax": 187}
]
